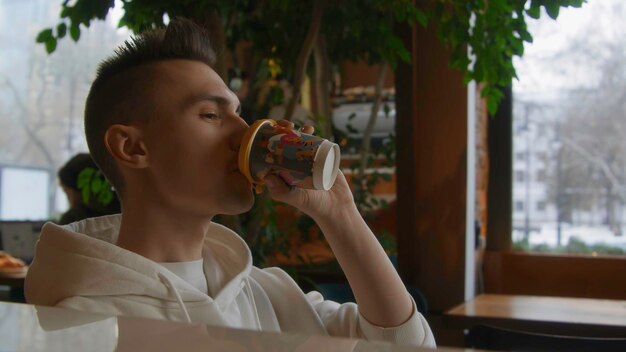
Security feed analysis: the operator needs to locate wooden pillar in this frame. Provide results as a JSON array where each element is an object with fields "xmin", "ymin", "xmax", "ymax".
[
  {"xmin": 482, "ymin": 85, "xmax": 513, "ymax": 294},
  {"xmin": 395, "ymin": 22, "xmax": 468, "ymax": 311},
  {"xmin": 486, "ymin": 85, "xmax": 513, "ymax": 251}
]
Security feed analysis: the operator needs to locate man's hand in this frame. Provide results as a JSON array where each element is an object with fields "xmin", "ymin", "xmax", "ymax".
[
  {"xmin": 263, "ymin": 123, "xmax": 415, "ymax": 330},
  {"xmin": 263, "ymin": 120, "xmax": 356, "ymax": 222}
]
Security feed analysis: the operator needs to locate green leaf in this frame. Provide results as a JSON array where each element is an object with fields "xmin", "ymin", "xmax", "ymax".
[
  {"xmin": 77, "ymin": 168, "xmax": 95, "ymax": 189},
  {"xmin": 568, "ymin": 0, "xmax": 584, "ymax": 8},
  {"xmin": 81, "ymin": 187, "xmax": 91, "ymax": 205},
  {"xmin": 91, "ymin": 177, "xmax": 103, "ymax": 194},
  {"xmin": 519, "ymin": 29, "xmax": 533, "ymax": 43},
  {"xmin": 545, "ymin": 2, "xmax": 560, "ymax": 19},
  {"xmin": 487, "ymin": 94, "xmax": 499, "ymax": 115},
  {"xmin": 98, "ymin": 189, "xmax": 114, "ymax": 206},
  {"xmin": 526, "ymin": 3, "xmax": 541, "ymax": 19},
  {"xmin": 45, "ymin": 38, "xmax": 57, "ymax": 54},
  {"xmin": 415, "ymin": 9, "xmax": 428, "ymax": 27},
  {"xmin": 70, "ymin": 23, "xmax": 80, "ymax": 41},
  {"xmin": 57, "ymin": 23, "xmax": 67, "ymax": 38},
  {"xmin": 36, "ymin": 29, "xmax": 53, "ymax": 43}
]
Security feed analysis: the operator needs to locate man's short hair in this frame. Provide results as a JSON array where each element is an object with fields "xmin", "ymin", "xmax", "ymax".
[{"xmin": 84, "ymin": 18, "xmax": 217, "ymax": 193}]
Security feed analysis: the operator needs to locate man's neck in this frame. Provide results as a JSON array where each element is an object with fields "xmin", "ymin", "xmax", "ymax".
[{"xmin": 115, "ymin": 202, "xmax": 213, "ymax": 263}]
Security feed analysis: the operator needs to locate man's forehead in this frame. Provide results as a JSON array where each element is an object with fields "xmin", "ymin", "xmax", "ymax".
[
  {"xmin": 145, "ymin": 60, "xmax": 240, "ymax": 107},
  {"xmin": 147, "ymin": 60, "xmax": 238, "ymax": 104},
  {"xmin": 149, "ymin": 59, "xmax": 220, "ymax": 85}
]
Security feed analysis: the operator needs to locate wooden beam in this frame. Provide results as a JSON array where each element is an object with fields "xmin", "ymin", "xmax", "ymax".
[
  {"xmin": 484, "ymin": 251, "xmax": 626, "ymax": 299},
  {"xmin": 486, "ymin": 86, "xmax": 513, "ymax": 251},
  {"xmin": 395, "ymin": 21, "xmax": 468, "ymax": 312}
]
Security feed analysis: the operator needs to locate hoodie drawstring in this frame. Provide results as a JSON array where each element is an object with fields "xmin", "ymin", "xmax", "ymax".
[
  {"xmin": 158, "ymin": 273, "xmax": 192, "ymax": 323},
  {"xmin": 244, "ymin": 277, "xmax": 262, "ymax": 329}
]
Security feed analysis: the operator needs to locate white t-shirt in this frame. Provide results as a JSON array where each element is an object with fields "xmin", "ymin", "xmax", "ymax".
[{"xmin": 160, "ymin": 259, "xmax": 208, "ymax": 295}]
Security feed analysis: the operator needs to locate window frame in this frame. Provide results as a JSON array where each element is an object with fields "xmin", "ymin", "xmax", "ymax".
[{"xmin": 485, "ymin": 86, "xmax": 626, "ymax": 300}]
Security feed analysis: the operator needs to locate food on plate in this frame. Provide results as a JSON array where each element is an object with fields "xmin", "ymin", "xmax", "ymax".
[{"xmin": 0, "ymin": 251, "xmax": 26, "ymax": 269}]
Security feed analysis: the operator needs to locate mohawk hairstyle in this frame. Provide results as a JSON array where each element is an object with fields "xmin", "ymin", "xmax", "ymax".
[{"xmin": 84, "ymin": 18, "xmax": 216, "ymax": 193}]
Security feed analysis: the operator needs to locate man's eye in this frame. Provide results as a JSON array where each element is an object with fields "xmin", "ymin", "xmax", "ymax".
[{"xmin": 200, "ymin": 112, "xmax": 219, "ymax": 120}]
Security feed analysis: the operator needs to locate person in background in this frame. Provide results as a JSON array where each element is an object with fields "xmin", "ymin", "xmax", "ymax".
[{"xmin": 57, "ymin": 153, "xmax": 120, "ymax": 225}]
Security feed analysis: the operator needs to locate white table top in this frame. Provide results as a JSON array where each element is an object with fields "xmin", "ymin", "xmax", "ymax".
[{"xmin": 0, "ymin": 301, "xmax": 457, "ymax": 351}]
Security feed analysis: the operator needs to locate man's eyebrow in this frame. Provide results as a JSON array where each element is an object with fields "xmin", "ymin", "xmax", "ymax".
[
  {"xmin": 191, "ymin": 94, "xmax": 231, "ymax": 106},
  {"xmin": 189, "ymin": 94, "xmax": 241, "ymax": 113}
]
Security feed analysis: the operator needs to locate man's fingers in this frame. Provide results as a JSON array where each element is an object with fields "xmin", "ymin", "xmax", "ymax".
[
  {"xmin": 264, "ymin": 174, "xmax": 309, "ymax": 208},
  {"xmin": 263, "ymin": 174, "xmax": 292, "ymax": 202},
  {"xmin": 301, "ymin": 125, "xmax": 314, "ymax": 135},
  {"xmin": 276, "ymin": 119, "xmax": 295, "ymax": 130},
  {"xmin": 276, "ymin": 119, "xmax": 316, "ymax": 135}
]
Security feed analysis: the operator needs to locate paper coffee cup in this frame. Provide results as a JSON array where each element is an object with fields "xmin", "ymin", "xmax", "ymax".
[{"xmin": 238, "ymin": 119, "xmax": 340, "ymax": 193}]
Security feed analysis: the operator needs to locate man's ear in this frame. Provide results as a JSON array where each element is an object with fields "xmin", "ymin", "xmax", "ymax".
[{"xmin": 104, "ymin": 124, "xmax": 149, "ymax": 169}]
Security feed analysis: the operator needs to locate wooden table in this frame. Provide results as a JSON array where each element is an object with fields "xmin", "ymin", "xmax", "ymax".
[{"xmin": 443, "ymin": 294, "xmax": 626, "ymax": 337}]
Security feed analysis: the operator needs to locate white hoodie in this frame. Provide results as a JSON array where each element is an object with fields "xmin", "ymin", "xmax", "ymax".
[{"xmin": 25, "ymin": 215, "xmax": 435, "ymax": 347}]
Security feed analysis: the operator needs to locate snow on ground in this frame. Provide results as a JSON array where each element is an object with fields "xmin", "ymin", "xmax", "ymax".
[{"xmin": 512, "ymin": 223, "xmax": 626, "ymax": 250}]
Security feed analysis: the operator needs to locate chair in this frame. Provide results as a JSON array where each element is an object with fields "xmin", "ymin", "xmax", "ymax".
[{"xmin": 466, "ymin": 324, "xmax": 626, "ymax": 352}]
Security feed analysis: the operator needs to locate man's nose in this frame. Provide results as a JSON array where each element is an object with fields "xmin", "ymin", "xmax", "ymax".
[{"xmin": 229, "ymin": 115, "xmax": 250, "ymax": 152}]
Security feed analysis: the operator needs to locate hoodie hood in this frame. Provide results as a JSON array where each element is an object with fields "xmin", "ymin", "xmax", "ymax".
[{"xmin": 25, "ymin": 214, "xmax": 254, "ymax": 324}]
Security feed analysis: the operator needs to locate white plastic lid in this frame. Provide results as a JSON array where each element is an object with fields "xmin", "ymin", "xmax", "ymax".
[{"xmin": 312, "ymin": 140, "xmax": 341, "ymax": 190}]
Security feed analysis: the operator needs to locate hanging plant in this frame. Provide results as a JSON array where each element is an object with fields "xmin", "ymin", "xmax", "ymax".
[{"xmin": 77, "ymin": 167, "xmax": 115, "ymax": 206}]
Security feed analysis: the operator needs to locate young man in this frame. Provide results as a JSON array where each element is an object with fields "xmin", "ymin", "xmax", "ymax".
[{"xmin": 25, "ymin": 18, "xmax": 435, "ymax": 347}]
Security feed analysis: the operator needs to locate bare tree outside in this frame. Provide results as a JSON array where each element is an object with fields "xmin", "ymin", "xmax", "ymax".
[
  {"xmin": 512, "ymin": 0, "xmax": 626, "ymax": 255},
  {"xmin": 0, "ymin": 0, "xmax": 129, "ymax": 219},
  {"xmin": 557, "ymin": 52, "xmax": 626, "ymax": 230}
]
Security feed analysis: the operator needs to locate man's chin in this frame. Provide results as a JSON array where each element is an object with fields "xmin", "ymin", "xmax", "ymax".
[{"xmin": 221, "ymin": 195, "xmax": 255, "ymax": 215}]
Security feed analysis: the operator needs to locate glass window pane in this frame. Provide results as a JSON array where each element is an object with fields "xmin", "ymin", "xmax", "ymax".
[
  {"xmin": 0, "ymin": 0, "xmax": 130, "ymax": 220},
  {"xmin": 512, "ymin": 0, "xmax": 626, "ymax": 256},
  {"xmin": 0, "ymin": 167, "xmax": 49, "ymax": 220}
]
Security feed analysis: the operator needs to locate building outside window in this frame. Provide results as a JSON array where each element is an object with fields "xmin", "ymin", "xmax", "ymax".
[
  {"xmin": 537, "ymin": 201, "xmax": 546, "ymax": 212},
  {"xmin": 536, "ymin": 169, "xmax": 546, "ymax": 182},
  {"xmin": 512, "ymin": 0, "xmax": 626, "ymax": 256}
]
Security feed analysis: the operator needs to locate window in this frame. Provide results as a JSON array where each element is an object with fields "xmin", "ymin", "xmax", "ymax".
[
  {"xmin": 536, "ymin": 201, "xmax": 546, "ymax": 211},
  {"xmin": 511, "ymin": 0, "xmax": 626, "ymax": 256},
  {"xmin": 536, "ymin": 169, "xmax": 546, "ymax": 182},
  {"xmin": 536, "ymin": 151, "xmax": 547, "ymax": 161},
  {"xmin": 0, "ymin": 166, "xmax": 50, "ymax": 220},
  {"xmin": 0, "ymin": 0, "xmax": 129, "ymax": 221},
  {"xmin": 515, "ymin": 152, "xmax": 525, "ymax": 161}
]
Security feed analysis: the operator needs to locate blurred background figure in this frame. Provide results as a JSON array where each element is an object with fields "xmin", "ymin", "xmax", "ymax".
[{"xmin": 57, "ymin": 153, "xmax": 121, "ymax": 225}]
